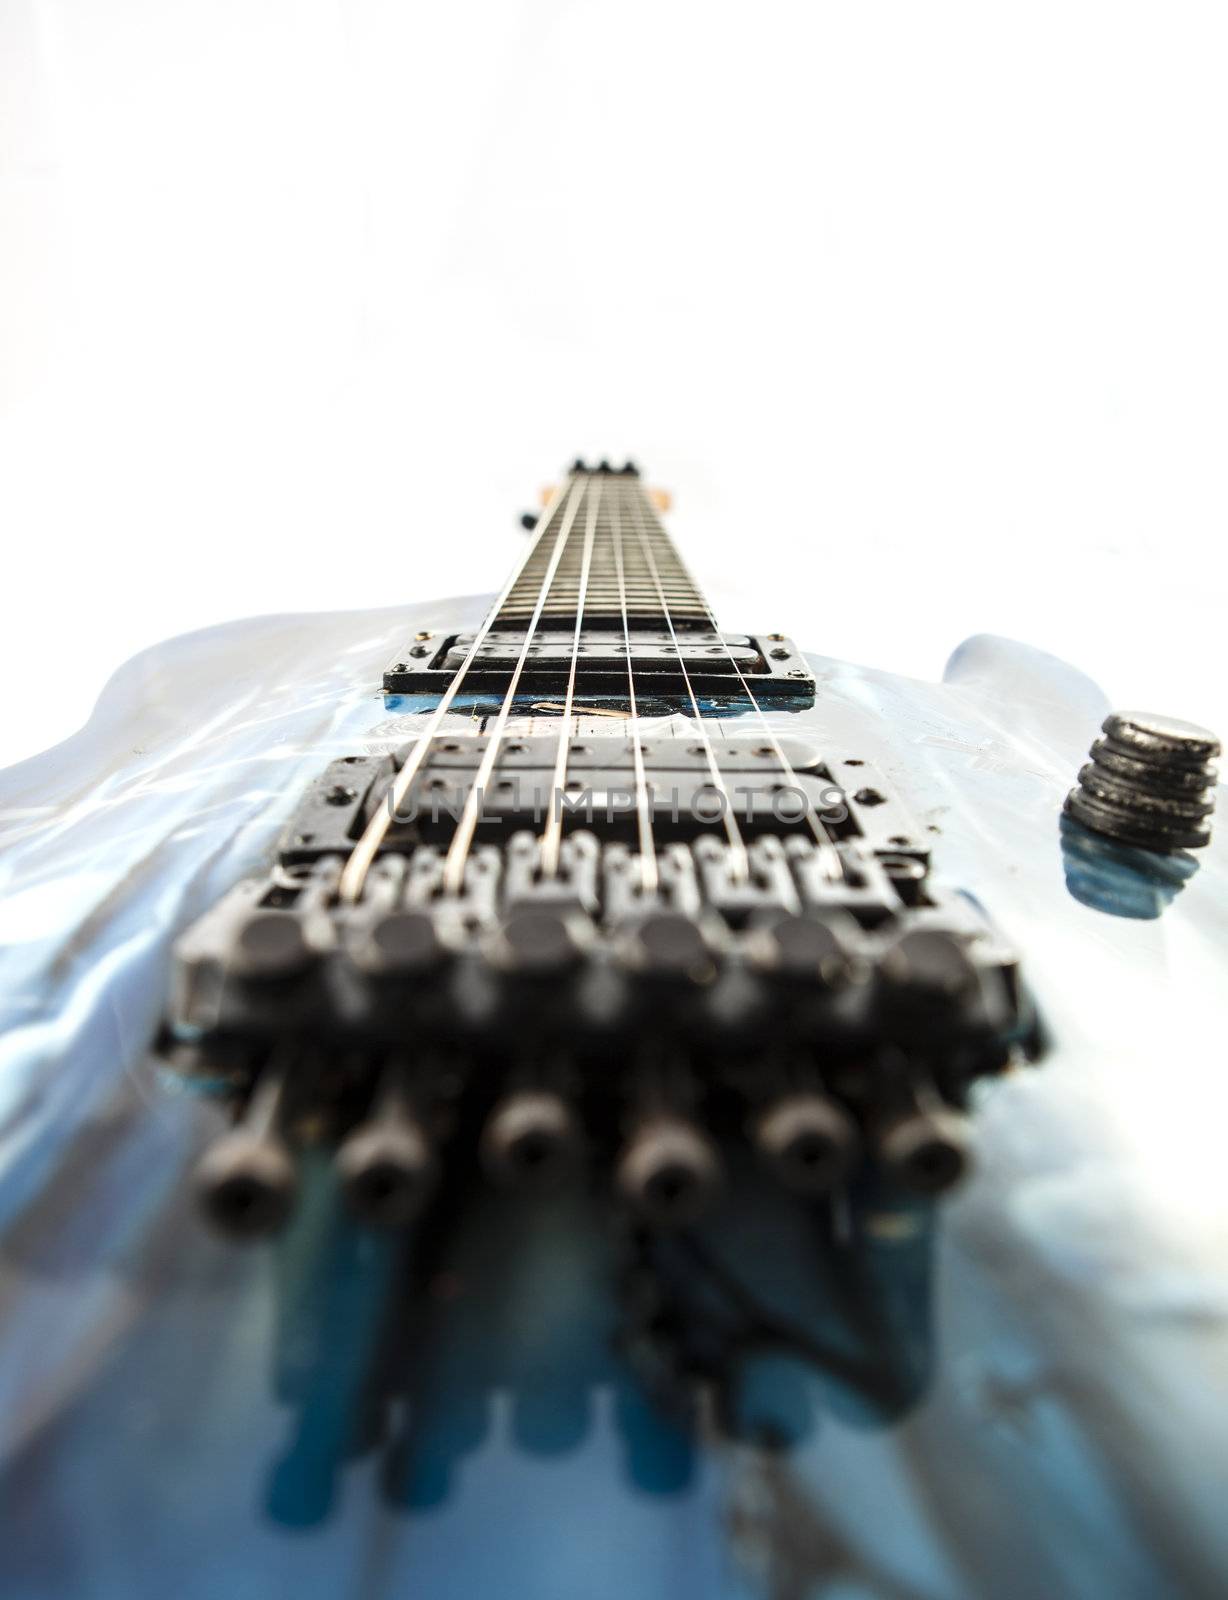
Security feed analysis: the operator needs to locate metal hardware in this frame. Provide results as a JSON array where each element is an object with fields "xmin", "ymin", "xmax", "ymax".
[
  {"xmin": 1065, "ymin": 709, "xmax": 1220, "ymax": 851},
  {"xmin": 383, "ymin": 629, "xmax": 816, "ymax": 701}
]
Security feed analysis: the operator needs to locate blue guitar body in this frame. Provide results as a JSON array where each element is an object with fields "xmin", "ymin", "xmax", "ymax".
[{"xmin": 2, "ymin": 526, "xmax": 1226, "ymax": 1599}]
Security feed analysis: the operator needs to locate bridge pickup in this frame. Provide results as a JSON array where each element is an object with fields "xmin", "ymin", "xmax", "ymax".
[
  {"xmin": 276, "ymin": 736, "xmax": 930, "ymax": 870},
  {"xmin": 382, "ymin": 629, "xmax": 815, "ymax": 702}
]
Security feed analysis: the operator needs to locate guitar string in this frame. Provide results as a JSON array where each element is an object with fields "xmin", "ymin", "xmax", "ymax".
[
  {"xmin": 439, "ymin": 475, "xmax": 590, "ymax": 896},
  {"xmin": 610, "ymin": 479, "xmax": 660, "ymax": 894},
  {"xmin": 630, "ymin": 480, "xmax": 844, "ymax": 885},
  {"xmin": 625, "ymin": 486, "xmax": 750, "ymax": 882},
  {"xmin": 538, "ymin": 473, "xmax": 603, "ymax": 878},
  {"xmin": 342, "ymin": 468, "xmax": 833, "ymax": 905},
  {"xmin": 337, "ymin": 477, "xmax": 576, "ymax": 904}
]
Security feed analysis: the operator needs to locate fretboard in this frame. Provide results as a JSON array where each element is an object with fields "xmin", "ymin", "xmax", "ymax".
[{"xmin": 492, "ymin": 468, "xmax": 711, "ymax": 631}]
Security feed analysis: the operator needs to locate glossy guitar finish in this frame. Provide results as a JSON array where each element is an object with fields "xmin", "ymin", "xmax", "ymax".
[{"xmin": 1, "ymin": 524, "xmax": 1226, "ymax": 1595}]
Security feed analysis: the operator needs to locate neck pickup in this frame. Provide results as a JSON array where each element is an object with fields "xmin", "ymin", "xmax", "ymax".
[{"xmin": 383, "ymin": 629, "xmax": 816, "ymax": 706}]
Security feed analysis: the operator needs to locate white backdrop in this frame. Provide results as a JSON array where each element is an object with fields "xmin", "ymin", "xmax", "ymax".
[{"xmin": 2, "ymin": 1, "xmax": 1226, "ymax": 769}]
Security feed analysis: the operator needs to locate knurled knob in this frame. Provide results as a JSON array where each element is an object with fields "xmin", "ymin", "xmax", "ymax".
[{"xmin": 1064, "ymin": 710, "xmax": 1220, "ymax": 851}]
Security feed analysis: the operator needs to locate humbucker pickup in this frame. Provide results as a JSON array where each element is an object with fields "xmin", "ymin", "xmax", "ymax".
[
  {"xmin": 280, "ymin": 735, "xmax": 929, "ymax": 866},
  {"xmin": 383, "ymin": 630, "xmax": 816, "ymax": 701}
]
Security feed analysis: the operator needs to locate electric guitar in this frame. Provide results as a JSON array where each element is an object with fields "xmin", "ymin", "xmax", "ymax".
[{"xmin": 1, "ymin": 462, "xmax": 1224, "ymax": 1600}]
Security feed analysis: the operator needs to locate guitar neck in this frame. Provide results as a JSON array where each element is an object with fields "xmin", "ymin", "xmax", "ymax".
[{"xmin": 494, "ymin": 466, "xmax": 712, "ymax": 631}]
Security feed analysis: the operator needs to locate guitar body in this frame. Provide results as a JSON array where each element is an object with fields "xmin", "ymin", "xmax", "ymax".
[{"xmin": 2, "ymin": 514, "xmax": 1226, "ymax": 1599}]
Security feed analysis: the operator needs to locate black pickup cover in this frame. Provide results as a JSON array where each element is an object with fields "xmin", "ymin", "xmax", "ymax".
[{"xmin": 383, "ymin": 630, "xmax": 816, "ymax": 701}]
